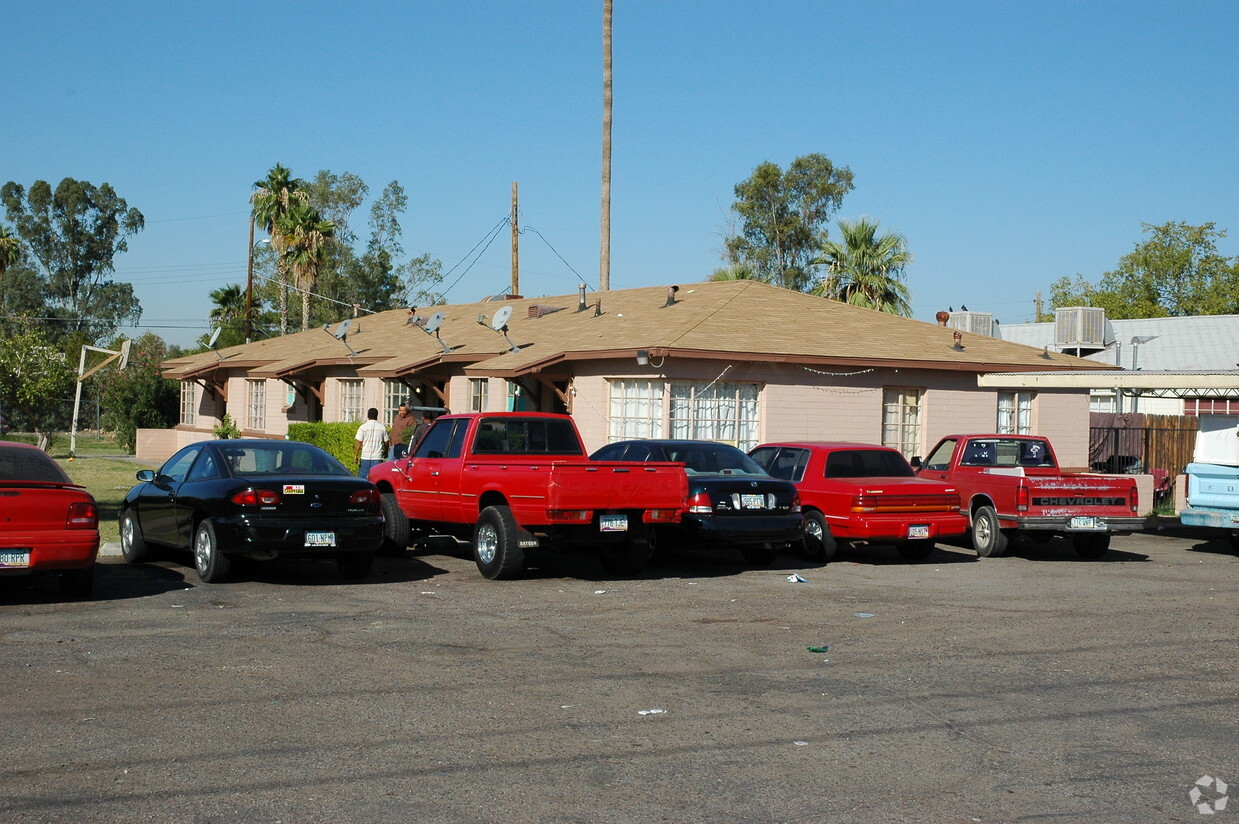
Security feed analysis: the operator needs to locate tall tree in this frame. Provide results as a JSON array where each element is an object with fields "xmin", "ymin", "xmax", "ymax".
[
  {"xmin": 278, "ymin": 203, "xmax": 336, "ymax": 330},
  {"xmin": 1047, "ymin": 221, "xmax": 1239, "ymax": 318},
  {"xmin": 724, "ymin": 154, "xmax": 854, "ymax": 292},
  {"xmin": 0, "ymin": 325, "xmax": 75, "ymax": 450},
  {"xmin": 0, "ymin": 224, "xmax": 19, "ymax": 280},
  {"xmin": 96, "ymin": 331, "xmax": 179, "ymax": 453},
  {"xmin": 812, "ymin": 218, "xmax": 913, "ymax": 316},
  {"xmin": 251, "ymin": 164, "xmax": 308, "ymax": 335},
  {"xmin": 0, "ymin": 178, "xmax": 144, "ymax": 342}
]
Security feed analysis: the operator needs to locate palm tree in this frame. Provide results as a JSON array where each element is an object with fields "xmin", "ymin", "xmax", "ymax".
[
  {"xmin": 208, "ymin": 283, "xmax": 246, "ymax": 325},
  {"xmin": 812, "ymin": 218, "xmax": 913, "ymax": 316},
  {"xmin": 0, "ymin": 225, "xmax": 20, "ymax": 284},
  {"xmin": 278, "ymin": 203, "xmax": 336, "ymax": 330},
  {"xmin": 251, "ymin": 164, "xmax": 307, "ymax": 335}
]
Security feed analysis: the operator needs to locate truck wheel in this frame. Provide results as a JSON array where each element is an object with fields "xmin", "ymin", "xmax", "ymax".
[
  {"xmin": 473, "ymin": 505, "xmax": 525, "ymax": 580},
  {"xmin": 896, "ymin": 541, "xmax": 935, "ymax": 562},
  {"xmin": 741, "ymin": 543, "xmax": 780, "ymax": 566},
  {"xmin": 193, "ymin": 519, "xmax": 232, "ymax": 583},
  {"xmin": 600, "ymin": 524, "xmax": 654, "ymax": 576},
  {"xmin": 379, "ymin": 493, "xmax": 410, "ymax": 556},
  {"xmin": 800, "ymin": 511, "xmax": 837, "ymax": 562},
  {"xmin": 120, "ymin": 509, "xmax": 150, "ymax": 563},
  {"xmin": 1072, "ymin": 533, "xmax": 1110, "ymax": 559},
  {"xmin": 338, "ymin": 551, "xmax": 375, "ymax": 579},
  {"xmin": 972, "ymin": 506, "xmax": 1009, "ymax": 557}
]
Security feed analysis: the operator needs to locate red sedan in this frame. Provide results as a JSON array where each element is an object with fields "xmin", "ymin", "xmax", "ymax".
[{"xmin": 0, "ymin": 441, "xmax": 100, "ymax": 597}]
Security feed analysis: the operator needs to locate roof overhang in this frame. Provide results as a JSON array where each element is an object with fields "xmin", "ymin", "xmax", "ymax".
[{"xmin": 978, "ymin": 370, "xmax": 1239, "ymax": 397}]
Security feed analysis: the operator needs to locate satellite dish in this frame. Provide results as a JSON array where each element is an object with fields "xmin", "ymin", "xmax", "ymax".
[
  {"xmin": 334, "ymin": 318, "xmax": 352, "ymax": 340},
  {"xmin": 207, "ymin": 327, "xmax": 222, "ymax": 348},
  {"xmin": 491, "ymin": 305, "xmax": 513, "ymax": 331},
  {"xmin": 425, "ymin": 311, "xmax": 445, "ymax": 334}
]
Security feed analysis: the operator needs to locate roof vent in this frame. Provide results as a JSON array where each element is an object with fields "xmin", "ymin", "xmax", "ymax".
[
  {"xmin": 663, "ymin": 285, "xmax": 679, "ymax": 307},
  {"xmin": 528, "ymin": 305, "xmax": 564, "ymax": 319},
  {"xmin": 1054, "ymin": 307, "xmax": 1106, "ymax": 349},
  {"xmin": 946, "ymin": 310, "xmax": 995, "ymax": 337}
]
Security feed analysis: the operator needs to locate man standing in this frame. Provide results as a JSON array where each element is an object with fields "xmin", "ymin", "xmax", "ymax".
[
  {"xmin": 353, "ymin": 407, "xmax": 388, "ymax": 478},
  {"xmin": 389, "ymin": 402, "xmax": 415, "ymax": 458},
  {"xmin": 411, "ymin": 411, "xmax": 435, "ymax": 450}
]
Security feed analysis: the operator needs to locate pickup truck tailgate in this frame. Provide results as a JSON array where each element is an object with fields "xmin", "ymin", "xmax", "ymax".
[
  {"xmin": 548, "ymin": 462, "xmax": 687, "ymax": 510},
  {"xmin": 1185, "ymin": 462, "xmax": 1239, "ymax": 509}
]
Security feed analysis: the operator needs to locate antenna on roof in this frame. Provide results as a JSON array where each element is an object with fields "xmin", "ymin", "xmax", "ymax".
[
  {"xmin": 477, "ymin": 304, "xmax": 521, "ymax": 352},
  {"xmin": 322, "ymin": 319, "xmax": 358, "ymax": 357},
  {"xmin": 411, "ymin": 310, "xmax": 450, "ymax": 352}
]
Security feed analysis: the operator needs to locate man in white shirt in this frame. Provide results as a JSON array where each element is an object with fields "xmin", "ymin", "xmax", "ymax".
[{"xmin": 353, "ymin": 407, "xmax": 388, "ymax": 478}]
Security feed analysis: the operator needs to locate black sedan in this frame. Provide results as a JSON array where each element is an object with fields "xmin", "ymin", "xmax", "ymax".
[
  {"xmin": 119, "ymin": 440, "xmax": 383, "ymax": 583},
  {"xmin": 590, "ymin": 440, "xmax": 803, "ymax": 564}
]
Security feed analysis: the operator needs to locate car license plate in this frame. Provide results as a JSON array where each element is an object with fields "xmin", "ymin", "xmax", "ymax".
[
  {"xmin": 600, "ymin": 514, "xmax": 628, "ymax": 532},
  {"xmin": 1070, "ymin": 516, "xmax": 1099, "ymax": 530},
  {"xmin": 741, "ymin": 494, "xmax": 766, "ymax": 509},
  {"xmin": 305, "ymin": 531, "xmax": 336, "ymax": 547},
  {"xmin": 907, "ymin": 525, "xmax": 930, "ymax": 539},
  {"xmin": 0, "ymin": 549, "xmax": 31, "ymax": 568}
]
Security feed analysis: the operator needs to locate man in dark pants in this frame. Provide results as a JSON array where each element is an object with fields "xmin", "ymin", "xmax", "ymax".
[{"xmin": 389, "ymin": 402, "xmax": 415, "ymax": 458}]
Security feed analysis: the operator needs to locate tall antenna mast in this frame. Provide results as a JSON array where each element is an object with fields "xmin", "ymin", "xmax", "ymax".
[
  {"xmin": 599, "ymin": 0, "xmax": 613, "ymax": 292},
  {"xmin": 511, "ymin": 181, "xmax": 519, "ymax": 297}
]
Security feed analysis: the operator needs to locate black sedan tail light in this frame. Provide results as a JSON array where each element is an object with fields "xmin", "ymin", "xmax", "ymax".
[
  {"xmin": 231, "ymin": 489, "xmax": 282, "ymax": 506},
  {"xmin": 349, "ymin": 488, "xmax": 380, "ymax": 507}
]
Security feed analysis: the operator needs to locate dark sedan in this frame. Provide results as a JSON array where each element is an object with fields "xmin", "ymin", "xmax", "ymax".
[
  {"xmin": 0, "ymin": 441, "xmax": 99, "ymax": 598},
  {"xmin": 590, "ymin": 440, "xmax": 803, "ymax": 564},
  {"xmin": 119, "ymin": 440, "xmax": 383, "ymax": 583}
]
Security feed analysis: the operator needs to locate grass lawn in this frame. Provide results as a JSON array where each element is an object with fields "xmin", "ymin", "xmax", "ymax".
[{"xmin": 5, "ymin": 433, "xmax": 159, "ymax": 545}]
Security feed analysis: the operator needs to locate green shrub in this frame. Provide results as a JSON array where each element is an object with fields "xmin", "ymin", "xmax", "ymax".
[
  {"xmin": 288, "ymin": 421, "xmax": 375, "ymax": 472},
  {"xmin": 213, "ymin": 414, "xmax": 241, "ymax": 439}
]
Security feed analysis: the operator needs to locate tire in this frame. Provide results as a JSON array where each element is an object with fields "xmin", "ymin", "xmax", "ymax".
[
  {"xmin": 120, "ymin": 509, "xmax": 150, "ymax": 563},
  {"xmin": 600, "ymin": 523, "xmax": 654, "ymax": 577},
  {"xmin": 473, "ymin": 505, "xmax": 525, "ymax": 580},
  {"xmin": 1072, "ymin": 533, "xmax": 1111, "ymax": 559},
  {"xmin": 379, "ymin": 493, "xmax": 410, "ymax": 556},
  {"xmin": 338, "ymin": 551, "xmax": 375, "ymax": 580},
  {"xmin": 741, "ymin": 542, "xmax": 780, "ymax": 566},
  {"xmin": 896, "ymin": 541, "xmax": 935, "ymax": 562},
  {"xmin": 59, "ymin": 566, "xmax": 94, "ymax": 599},
  {"xmin": 193, "ymin": 519, "xmax": 232, "ymax": 583},
  {"xmin": 971, "ymin": 506, "xmax": 1009, "ymax": 558},
  {"xmin": 800, "ymin": 511, "xmax": 837, "ymax": 562}
]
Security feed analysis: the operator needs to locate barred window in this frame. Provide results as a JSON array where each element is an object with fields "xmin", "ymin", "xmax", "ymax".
[
  {"xmin": 608, "ymin": 379, "xmax": 665, "ymax": 441},
  {"xmin": 246, "ymin": 380, "xmax": 266, "ymax": 431},
  {"xmin": 882, "ymin": 387, "xmax": 922, "ymax": 459},
  {"xmin": 339, "ymin": 379, "xmax": 364, "ymax": 423},
  {"xmin": 669, "ymin": 380, "xmax": 759, "ymax": 450},
  {"xmin": 180, "ymin": 382, "xmax": 196, "ymax": 426},
  {"xmin": 997, "ymin": 391, "xmax": 1034, "ymax": 434}
]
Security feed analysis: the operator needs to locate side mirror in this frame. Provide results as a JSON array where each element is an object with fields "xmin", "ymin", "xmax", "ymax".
[
  {"xmin": 909, "ymin": 457, "xmax": 922, "ymax": 469},
  {"xmin": 136, "ymin": 469, "xmax": 155, "ymax": 482}
]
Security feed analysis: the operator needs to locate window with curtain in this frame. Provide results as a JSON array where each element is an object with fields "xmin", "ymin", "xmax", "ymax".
[
  {"xmin": 469, "ymin": 378, "xmax": 489, "ymax": 413},
  {"xmin": 608, "ymin": 379, "xmax": 665, "ymax": 441},
  {"xmin": 882, "ymin": 387, "xmax": 922, "ymax": 459},
  {"xmin": 997, "ymin": 391, "xmax": 1034, "ymax": 434},
  {"xmin": 180, "ymin": 382, "xmax": 196, "ymax": 426},
  {"xmin": 339, "ymin": 379, "xmax": 363, "ymax": 423},
  {"xmin": 383, "ymin": 379, "xmax": 407, "ymax": 425},
  {"xmin": 669, "ymin": 380, "xmax": 760, "ymax": 450}
]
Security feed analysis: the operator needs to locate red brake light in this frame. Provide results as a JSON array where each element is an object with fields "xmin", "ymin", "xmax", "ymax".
[
  {"xmin": 66, "ymin": 501, "xmax": 98, "ymax": 529},
  {"xmin": 231, "ymin": 489, "xmax": 282, "ymax": 506},
  {"xmin": 687, "ymin": 492, "xmax": 713, "ymax": 514},
  {"xmin": 1016, "ymin": 482, "xmax": 1029, "ymax": 512},
  {"xmin": 349, "ymin": 488, "xmax": 380, "ymax": 506},
  {"xmin": 790, "ymin": 491, "xmax": 801, "ymax": 513},
  {"xmin": 1131, "ymin": 482, "xmax": 1139, "ymax": 514}
]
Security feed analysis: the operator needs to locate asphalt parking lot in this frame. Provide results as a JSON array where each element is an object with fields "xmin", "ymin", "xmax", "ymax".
[{"xmin": 1, "ymin": 529, "xmax": 1235, "ymax": 824}]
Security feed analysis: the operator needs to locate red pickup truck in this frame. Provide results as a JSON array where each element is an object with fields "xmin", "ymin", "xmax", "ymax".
[
  {"xmin": 913, "ymin": 434, "xmax": 1144, "ymax": 558},
  {"xmin": 369, "ymin": 413, "xmax": 687, "ymax": 579},
  {"xmin": 749, "ymin": 442, "xmax": 967, "ymax": 562}
]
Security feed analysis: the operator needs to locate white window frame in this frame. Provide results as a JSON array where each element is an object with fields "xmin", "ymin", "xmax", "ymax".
[
  {"xmin": 669, "ymin": 380, "xmax": 760, "ymax": 450},
  {"xmin": 180, "ymin": 382, "xmax": 196, "ymax": 426},
  {"xmin": 997, "ymin": 391, "xmax": 1034, "ymax": 434},
  {"xmin": 383, "ymin": 379, "xmax": 407, "ymax": 426},
  {"xmin": 246, "ymin": 379, "xmax": 266, "ymax": 431},
  {"xmin": 339, "ymin": 379, "xmax": 364, "ymax": 423},
  {"xmin": 882, "ymin": 387, "xmax": 922, "ymax": 459},
  {"xmin": 469, "ymin": 378, "xmax": 489, "ymax": 413},
  {"xmin": 608, "ymin": 379, "xmax": 666, "ymax": 442}
]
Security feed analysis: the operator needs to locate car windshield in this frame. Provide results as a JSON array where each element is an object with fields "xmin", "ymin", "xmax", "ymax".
[
  {"xmin": 0, "ymin": 445, "xmax": 72, "ymax": 483},
  {"xmin": 824, "ymin": 449, "xmax": 915, "ymax": 478},
  {"xmin": 217, "ymin": 444, "xmax": 351, "ymax": 476},
  {"xmin": 662, "ymin": 444, "xmax": 767, "ymax": 477}
]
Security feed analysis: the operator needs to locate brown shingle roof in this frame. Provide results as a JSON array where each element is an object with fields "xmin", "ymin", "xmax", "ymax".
[{"xmin": 162, "ymin": 280, "xmax": 1112, "ymax": 380}]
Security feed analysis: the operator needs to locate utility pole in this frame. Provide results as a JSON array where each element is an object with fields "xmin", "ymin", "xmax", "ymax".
[
  {"xmin": 511, "ymin": 182, "xmax": 519, "ymax": 297},
  {"xmin": 245, "ymin": 215, "xmax": 255, "ymax": 343},
  {"xmin": 599, "ymin": 0, "xmax": 612, "ymax": 292},
  {"xmin": 1034, "ymin": 290, "xmax": 1043, "ymax": 322}
]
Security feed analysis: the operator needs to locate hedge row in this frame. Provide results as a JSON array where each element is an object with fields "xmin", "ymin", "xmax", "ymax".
[{"xmin": 287, "ymin": 421, "xmax": 380, "ymax": 473}]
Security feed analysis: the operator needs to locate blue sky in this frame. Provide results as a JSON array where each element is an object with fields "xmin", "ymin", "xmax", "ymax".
[{"xmin": 6, "ymin": 1, "xmax": 1237, "ymax": 348}]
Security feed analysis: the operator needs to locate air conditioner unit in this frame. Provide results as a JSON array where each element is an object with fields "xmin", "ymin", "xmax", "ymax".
[
  {"xmin": 1054, "ymin": 307, "xmax": 1106, "ymax": 349},
  {"xmin": 946, "ymin": 311, "xmax": 995, "ymax": 338}
]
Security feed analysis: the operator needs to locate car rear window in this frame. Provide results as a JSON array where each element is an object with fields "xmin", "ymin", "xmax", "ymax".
[
  {"xmin": 0, "ymin": 445, "xmax": 72, "ymax": 483},
  {"xmin": 825, "ymin": 449, "xmax": 915, "ymax": 478},
  {"xmin": 218, "ymin": 444, "xmax": 350, "ymax": 476},
  {"xmin": 472, "ymin": 418, "xmax": 584, "ymax": 456}
]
